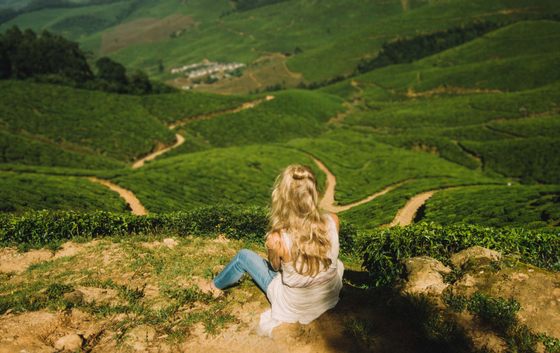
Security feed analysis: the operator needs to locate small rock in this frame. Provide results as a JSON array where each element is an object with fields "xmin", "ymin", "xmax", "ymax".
[
  {"xmin": 456, "ymin": 273, "xmax": 477, "ymax": 288},
  {"xmin": 451, "ymin": 246, "xmax": 501, "ymax": 269},
  {"xmin": 54, "ymin": 334, "xmax": 83, "ymax": 352},
  {"xmin": 162, "ymin": 238, "xmax": 178, "ymax": 249},
  {"xmin": 124, "ymin": 325, "xmax": 156, "ymax": 351},
  {"xmin": 511, "ymin": 272, "xmax": 529, "ymax": 281},
  {"xmin": 402, "ymin": 256, "xmax": 452, "ymax": 295},
  {"xmin": 63, "ymin": 290, "xmax": 84, "ymax": 305}
]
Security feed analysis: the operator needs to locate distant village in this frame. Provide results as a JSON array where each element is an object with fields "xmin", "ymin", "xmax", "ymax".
[{"xmin": 170, "ymin": 59, "xmax": 245, "ymax": 89}]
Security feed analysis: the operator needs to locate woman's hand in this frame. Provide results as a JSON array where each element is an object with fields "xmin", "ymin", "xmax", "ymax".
[{"xmin": 265, "ymin": 231, "xmax": 289, "ymax": 271}]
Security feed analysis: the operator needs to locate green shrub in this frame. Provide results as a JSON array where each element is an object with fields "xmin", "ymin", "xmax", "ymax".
[
  {"xmin": 360, "ymin": 222, "xmax": 560, "ymax": 287},
  {"xmin": 0, "ymin": 207, "xmax": 357, "ymax": 251},
  {"xmin": 467, "ymin": 292, "xmax": 520, "ymax": 333}
]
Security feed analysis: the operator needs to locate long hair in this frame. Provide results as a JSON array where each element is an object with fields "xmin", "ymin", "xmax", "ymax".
[{"xmin": 268, "ymin": 164, "xmax": 332, "ymax": 276}]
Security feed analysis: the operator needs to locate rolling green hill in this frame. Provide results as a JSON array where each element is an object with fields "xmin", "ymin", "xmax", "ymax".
[
  {"xmin": 0, "ymin": 171, "xmax": 127, "ymax": 213},
  {"xmin": 111, "ymin": 144, "xmax": 325, "ymax": 212},
  {"xmin": 0, "ymin": 80, "xmax": 252, "ymax": 168},
  {"xmin": 1, "ymin": 3, "xmax": 559, "ymax": 351},
  {"xmin": 0, "ymin": 4, "xmax": 558, "ymax": 231},
  {"xmin": 3, "ymin": 0, "xmax": 559, "ymax": 90}
]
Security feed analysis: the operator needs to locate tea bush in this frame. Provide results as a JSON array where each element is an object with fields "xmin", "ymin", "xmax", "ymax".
[
  {"xmin": 360, "ymin": 222, "xmax": 560, "ymax": 287},
  {"xmin": 0, "ymin": 207, "xmax": 357, "ymax": 251}
]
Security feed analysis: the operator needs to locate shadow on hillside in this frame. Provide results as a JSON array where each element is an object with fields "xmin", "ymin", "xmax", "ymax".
[{"xmin": 310, "ymin": 270, "xmax": 457, "ymax": 353}]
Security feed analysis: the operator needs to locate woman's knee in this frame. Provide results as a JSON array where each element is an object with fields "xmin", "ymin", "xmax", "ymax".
[{"xmin": 237, "ymin": 248, "xmax": 254, "ymax": 261}]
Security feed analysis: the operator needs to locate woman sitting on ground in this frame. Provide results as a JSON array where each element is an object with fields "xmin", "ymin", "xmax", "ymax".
[{"xmin": 203, "ymin": 164, "xmax": 344, "ymax": 336}]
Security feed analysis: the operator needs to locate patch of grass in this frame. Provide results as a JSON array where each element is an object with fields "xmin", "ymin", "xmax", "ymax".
[
  {"xmin": 0, "ymin": 281, "xmax": 74, "ymax": 314},
  {"xmin": 420, "ymin": 184, "xmax": 560, "ymax": 228},
  {"xmin": 0, "ymin": 171, "xmax": 127, "ymax": 213},
  {"xmin": 183, "ymin": 90, "xmax": 343, "ymax": 148},
  {"xmin": 344, "ymin": 318, "xmax": 376, "ymax": 348},
  {"xmin": 0, "ymin": 80, "xmax": 174, "ymax": 164},
  {"xmin": 289, "ymin": 129, "xmax": 494, "ymax": 205},
  {"xmin": 443, "ymin": 291, "xmax": 560, "ymax": 353},
  {"xmin": 141, "ymin": 91, "xmax": 249, "ymax": 124}
]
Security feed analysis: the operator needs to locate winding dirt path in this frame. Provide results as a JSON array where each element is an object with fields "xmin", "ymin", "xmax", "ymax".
[
  {"xmin": 312, "ymin": 157, "xmax": 405, "ymax": 213},
  {"xmin": 312, "ymin": 156, "xmax": 444, "ymax": 226},
  {"xmin": 88, "ymin": 177, "xmax": 148, "ymax": 215},
  {"xmin": 132, "ymin": 133, "xmax": 185, "ymax": 169},
  {"xmin": 388, "ymin": 190, "xmax": 435, "ymax": 227},
  {"xmin": 168, "ymin": 96, "xmax": 274, "ymax": 129},
  {"xmin": 93, "ymin": 96, "xmax": 276, "ymax": 215},
  {"xmin": 134, "ymin": 96, "xmax": 274, "ymax": 167}
]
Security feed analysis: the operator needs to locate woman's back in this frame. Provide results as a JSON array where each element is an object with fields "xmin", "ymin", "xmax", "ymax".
[
  {"xmin": 279, "ymin": 213, "xmax": 341, "ymax": 288},
  {"xmin": 259, "ymin": 213, "xmax": 344, "ymax": 336}
]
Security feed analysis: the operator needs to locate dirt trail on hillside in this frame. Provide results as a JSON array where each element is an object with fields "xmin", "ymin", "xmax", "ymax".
[
  {"xmin": 312, "ymin": 157, "xmax": 405, "ymax": 213},
  {"xmin": 132, "ymin": 133, "xmax": 185, "ymax": 169},
  {"xmin": 389, "ymin": 191, "xmax": 435, "ymax": 227},
  {"xmin": 87, "ymin": 177, "xmax": 148, "ymax": 215},
  {"xmin": 168, "ymin": 96, "xmax": 274, "ymax": 129},
  {"xmin": 132, "ymin": 96, "xmax": 275, "ymax": 168},
  {"xmin": 95, "ymin": 96, "xmax": 276, "ymax": 215}
]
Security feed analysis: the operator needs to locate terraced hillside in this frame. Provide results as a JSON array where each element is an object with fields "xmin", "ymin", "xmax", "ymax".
[
  {"xmin": 1, "ymin": 4, "xmax": 559, "ymax": 352},
  {"xmin": 1, "ymin": 7, "xmax": 559, "ymax": 229},
  {"xmin": 2, "ymin": 0, "xmax": 560, "ymax": 93}
]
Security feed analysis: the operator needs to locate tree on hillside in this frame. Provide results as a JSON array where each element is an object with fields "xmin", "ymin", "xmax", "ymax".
[
  {"xmin": 0, "ymin": 26, "xmax": 92, "ymax": 81},
  {"xmin": 0, "ymin": 42, "xmax": 10, "ymax": 79},
  {"xmin": 0, "ymin": 25, "xmax": 172, "ymax": 94},
  {"xmin": 36, "ymin": 30, "xmax": 93, "ymax": 82},
  {"xmin": 95, "ymin": 57, "xmax": 128, "ymax": 84},
  {"xmin": 129, "ymin": 69, "xmax": 152, "ymax": 94}
]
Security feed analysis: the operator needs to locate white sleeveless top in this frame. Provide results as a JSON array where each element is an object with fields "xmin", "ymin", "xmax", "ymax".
[{"xmin": 258, "ymin": 214, "xmax": 344, "ymax": 336}]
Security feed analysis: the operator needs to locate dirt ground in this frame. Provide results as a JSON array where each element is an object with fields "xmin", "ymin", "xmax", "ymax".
[{"xmin": 0, "ymin": 238, "xmax": 434, "ymax": 353}]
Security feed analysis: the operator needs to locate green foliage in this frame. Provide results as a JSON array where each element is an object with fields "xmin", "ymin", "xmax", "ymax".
[
  {"xmin": 339, "ymin": 178, "xmax": 497, "ymax": 231},
  {"xmin": 467, "ymin": 292, "xmax": 520, "ymax": 333},
  {"xmin": 443, "ymin": 291, "xmax": 560, "ymax": 353},
  {"xmin": 50, "ymin": 14, "xmax": 113, "ymax": 36},
  {"xmin": 140, "ymin": 91, "xmax": 248, "ymax": 124},
  {"xmin": 0, "ymin": 25, "xmax": 172, "ymax": 94},
  {"xmin": 0, "ymin": 281, "xmax": 74, "ymax": 314},
  {"xmin": 462, "ymin": 138, "xmax": 560, "ymax": 184},
  {"xmin": 0, "ymin": 80, "xmax": 174, "ymax": 163},
  {"xmin": 0, "ymin": 130, "xmax": 125, "ymax": 169},
  {"xmin": 421, "ymin": 185, "xmax": 560, "ymax": 228},
  {"xmin": 0, "ymin": 171, "xmax": 127, "ymax": 213},
  {"xmin": 95, "ymin": 56, "xmax": 127, "ymax": 84},
  {"xmin": 355, "ymin": 21, "xmax": 502, "ymax": 74},
  {"xmin": 0, "ymin": 25, "xmax": 92, "ymax": 81},
  {"xmin": 360, "ymin": 222, "xmax": 560, "ymax": 287},
  {"xmin": 0, "ymin": 206, "xmax": 359, "ymax": 252},
  {"xmin": 184, "ymin": 90, "xmax": 343, "ymax": 148},
  {"xmin": 231, "ymin": 0, "xmax": 287, "ymax": 12},
  {"xmin": 113, "ymin": 143, "xmax": 326, "ymax": 212},
  {"xmin": 288, "ymin": 129, "xmax": 493, "ymax": 204}
]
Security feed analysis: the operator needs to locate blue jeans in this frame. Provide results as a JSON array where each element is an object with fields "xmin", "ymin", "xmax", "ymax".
[{"xmin": 213, "ymin": 249, "xmax": 278, "ymax": 293}]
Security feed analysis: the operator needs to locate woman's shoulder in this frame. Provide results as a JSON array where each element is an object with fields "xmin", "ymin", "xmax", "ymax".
[{"xmin": 324, "ymin": 213, "xmax": 339, "ymax": 233}]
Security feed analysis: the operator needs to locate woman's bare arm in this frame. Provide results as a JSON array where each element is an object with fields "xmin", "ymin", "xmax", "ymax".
[
  {"xmin": 265, "ymin": 231, "xmax": 288, "ymax": 271},
  {"xmin": 330, "ymin": 213, "xmax": 340, "ymax": 232}
]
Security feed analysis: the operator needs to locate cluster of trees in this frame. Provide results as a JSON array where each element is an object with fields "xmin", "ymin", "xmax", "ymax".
[
  {"xmin": 0, "ymin": 26, "xmax": 172, "ymax": 94},
  {"xmin": 231, "ymin": 0, "xmax": 287, "ymax": 11},
  {"xmin": 355, "ymin": 21, "xmax": 502, "ymax": 74},
  {"xmin": 297, "ymin": 75, "xmax": 347, "ymax": 90}
]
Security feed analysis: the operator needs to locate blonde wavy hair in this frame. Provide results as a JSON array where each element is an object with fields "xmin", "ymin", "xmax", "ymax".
[{"xmin": 267, "ymin": 164, "xmax": 331, "ymax": 276}]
